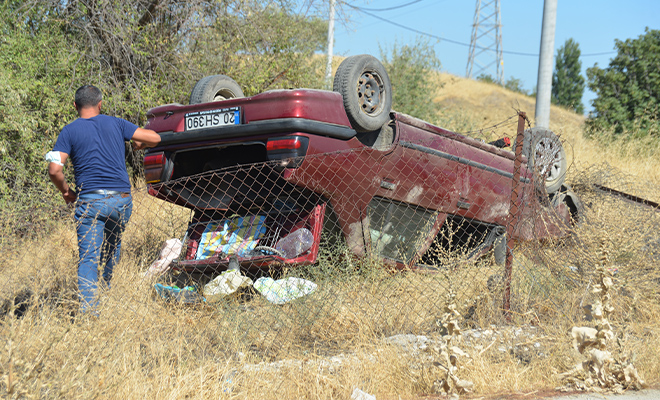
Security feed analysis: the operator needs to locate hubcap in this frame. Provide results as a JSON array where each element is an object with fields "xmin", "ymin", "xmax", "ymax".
[
  {"xmin": 357, "ymin": 72, "xmax": 383, "ymax": 115},
  {"xmin": 534, "ymin": 137, "xmax": 564, "ymax": 182},
  {"xmin": 213, "ymin": 89, "xmax": 236, "ymax": 101}
]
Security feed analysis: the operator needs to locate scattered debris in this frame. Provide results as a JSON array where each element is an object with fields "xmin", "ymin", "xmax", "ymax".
[
  {"xmin": 351, "ymin": 388, "xmax": 376, "ymax": 400},
  {"xmin": 153, "ymin": 268, "xmax": 317, "ymax": 305},
  {"xmin": 384, "ymin": 334, "xmax": 430, "ymax": 354},
  {"xmin": 275, "ymin": 228, "xmax": 314, "ymax": 259},
  {"xmin": 241, "ymin": 353, "xmax": 355, "ymax": 375},
  {"xmin": 253, "ymin": 277, "xmax": 317, "ymax": 305},
  {"xmin": 221, "ymin": 369, "xmax": 238, "ymax": 394},
  {"xmin": 385, "ymin": 326, "xmax": 545, "ymax": 363},
  {"xmin": 153, "ymin": 284, "xmax": 205, "ymax": 303},
  {"xmin": 196, "ymin": 215, "xmax": 267, "ymax": 259},
  {"xmin": 144, "ymin": 238, "xmax": 182, "ymax": 278},
  {"xmin": 203, "ymin": 269, "xmax": 253, "ymax": 302}
]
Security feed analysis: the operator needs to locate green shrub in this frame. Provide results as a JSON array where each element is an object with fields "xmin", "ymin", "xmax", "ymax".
[{"xmin": 380, "ymin": 37, "xmax": 443, "ymax": 123}]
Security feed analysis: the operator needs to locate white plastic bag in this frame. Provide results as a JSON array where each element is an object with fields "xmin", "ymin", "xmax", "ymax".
[
  {"xmin": 253, "ymin": 277, "xmax": 317, "ymax": 304},
  {"xmin": 203, "ymin": 269, "xmax": 253, "ymax": 302},
  {"xmin": 351, "ymin": 388, "xmax": 376, "ymax": 400}
]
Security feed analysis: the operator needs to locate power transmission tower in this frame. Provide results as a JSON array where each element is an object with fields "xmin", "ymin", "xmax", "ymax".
[{"xmin": 466, "ymin": 0, "xmax": 504, "ymax": 84}]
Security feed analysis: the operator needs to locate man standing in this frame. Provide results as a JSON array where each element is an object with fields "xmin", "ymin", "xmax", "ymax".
[{"xmin": 47, "ymin": 85, "xmax": 161, "ymax": 312}]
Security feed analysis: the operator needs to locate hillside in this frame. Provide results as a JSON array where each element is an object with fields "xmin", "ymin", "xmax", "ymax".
[
  {"xmin": 434, "ymin": 73, "xmax": 660, "ymax": 194},
  {"xmin": 435, "ymin": 72, "xmax": 584, "ymax": 131}
]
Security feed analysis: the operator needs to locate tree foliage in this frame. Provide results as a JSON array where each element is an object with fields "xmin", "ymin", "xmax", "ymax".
[
  {"xmin": 476, "ymin": 74, "xmax": 529, "ymax": 95},
  {"xmin": 476, "ymin": 73, "xmax": 496, "ymax": 84},
  {"xmin": 587, "ymin": 28, "xmax": 660, "ymax": 135},
  {"xmin": 503, "ymin": 77, "xmax": 528, "ymax": 96},
  {"xmin": 552, "ymin": 38, "xmax": 585, "ymax": 114},
  {"xmin": 0, "ymin": 0, "xmax": 329, "ymax": 228},
  {"xmin": 192, "ymin": 4, "xmax": 328, "ymax": 95},
  {"xmin": 380, "ymin": 37, "xmax": 442, "ymax": 123},
  {"xmin": 17, "ymin": 0, "xmax": 329, "ymax": 118}
]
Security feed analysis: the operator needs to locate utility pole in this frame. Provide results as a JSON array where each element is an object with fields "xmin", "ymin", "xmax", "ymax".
[
  {"xmin": 325, "ymin": 0, "xmax": 336, "ymax": 89},
  {"xmin": 534, "ymin": 0, "xmax": 557, "ymax": 128},
  {"xmin": 466, "ymin": 0, "xmax": 504, "ymax": 84}
]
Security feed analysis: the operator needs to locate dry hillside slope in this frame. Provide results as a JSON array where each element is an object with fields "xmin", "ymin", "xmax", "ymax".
[
  {"xmin": 435, "ymin": 72, "xmax": 584, "ymax": 130},
  {"xmin": 435, "ymin": 73, "xmax": 660, "ymax": 193}
]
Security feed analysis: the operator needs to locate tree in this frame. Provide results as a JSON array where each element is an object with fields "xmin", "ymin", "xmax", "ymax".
[
  {"xmin": 0, "ymin": 0, "xmax": 331, "ymax": 236},
  {"xmin": 587, "ymin": 28, "xmax": 660, "ymax": 135},
  {"xmin": 476, "ymin": 73, "xmax": 496, "ymax": 84},
  {"xmin": 504, "ymin": 77, "xmax": 528, "ymax": 95},
  {"xmin": 193, "ymin": 5, "xmax": 328, "ymax": 95},
  {"xmin": 476, "ymin": 74, "xmax": 529, "ymax": 95},
  {"xmin": 552, "ymin": 38, "xmax": 585, "ymax": 114},
  {"xmin": 0, "ymin": 1, "xmax": 84, "ymax": 236},
  {"xmin": 13, "ymin": 0, "xmax": 329, "ymax": 120},
  {"xmin": 380, "ymin": 37, "xmax": 442, "ymax": 123}
]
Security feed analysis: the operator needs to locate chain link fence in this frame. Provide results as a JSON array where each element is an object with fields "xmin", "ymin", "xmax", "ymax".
[{"xmin": 1, "ymin": 115, "xmax": 659, "ymax": 398}]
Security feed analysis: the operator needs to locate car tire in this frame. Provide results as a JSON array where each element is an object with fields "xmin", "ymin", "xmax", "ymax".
[
  {"xmin": 516, "ymin": 127, "xmax": 567, "ymax": 194},
  {"xmin": 189, "ymin": 75, "xmax": 244, "ymax": 105},
  {"xmin": 333, "ymin": 55, "xmax": 393, "ymax": 132},
  {"xmin": 493, "ymin": 233, "xmax": 506, "ymax": 266}
]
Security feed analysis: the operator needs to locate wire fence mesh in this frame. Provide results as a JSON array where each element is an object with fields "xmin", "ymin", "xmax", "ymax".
[{"xmin": 1, "ymin": 114, "xmax": 659, "ymax": 398}]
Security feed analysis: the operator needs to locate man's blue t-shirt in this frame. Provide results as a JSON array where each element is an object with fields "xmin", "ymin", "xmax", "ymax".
[{"xmin": 53, "ymin": 115, "xmax": 138, "ymax": 194}]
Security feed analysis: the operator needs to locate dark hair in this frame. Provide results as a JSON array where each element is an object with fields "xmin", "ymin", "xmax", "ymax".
[{"xmin": 74, "ymin": 85, "xmax": 102, "ymax": 108}]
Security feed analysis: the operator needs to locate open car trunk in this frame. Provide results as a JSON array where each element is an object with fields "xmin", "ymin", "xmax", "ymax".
[{"xmin": 170, "ymin": 198, "xmax": 327, "ymax": 275}]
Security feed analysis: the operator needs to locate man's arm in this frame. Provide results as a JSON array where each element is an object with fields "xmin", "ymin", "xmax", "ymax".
[
  {"xmin": 48, "ymin": 152, "xmax": 77, "ymax": 204},
  {"xmin": 131, "ymin": 127, "xmax": 161, "ymax": 150}
]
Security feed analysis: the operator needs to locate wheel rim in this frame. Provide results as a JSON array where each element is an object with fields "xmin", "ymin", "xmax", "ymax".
[
  {"xmin": 213, "ymin": 89, "xmax": 236, "ymax": 101},
  {"xmin": 357, "ymin": 71, "xmax": 384, "ymax": 115},
  {"xmin": 534, "ymin": 137, "xmax": 564, "ymax": 183}
]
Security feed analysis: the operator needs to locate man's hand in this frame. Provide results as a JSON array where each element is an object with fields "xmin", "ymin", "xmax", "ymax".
[
  {"xmin": 131, "ymin": 140, "xmax": 147, "ymax": 151},
  {"xmin": 62, "ymin": 187, "xmax": 78, "ymax": 205},
  {"xmin": 48, "ymin": 155, "xmax": 77, "ymax": 205}
]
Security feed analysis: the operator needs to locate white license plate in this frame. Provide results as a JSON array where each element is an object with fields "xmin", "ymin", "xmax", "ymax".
[{"xmin": 184, "ymin": 107, "xmax": 240, "ymax": 131}]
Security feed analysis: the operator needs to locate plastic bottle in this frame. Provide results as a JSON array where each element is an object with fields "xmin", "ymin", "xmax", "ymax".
[{"xmin": 275, "ymin": 228, "xmax": 314, "ymax": 259}]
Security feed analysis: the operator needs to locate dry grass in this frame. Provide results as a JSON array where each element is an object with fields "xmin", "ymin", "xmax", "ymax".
[{"xmin": 1, "ymin": 73, "xmax": 659, "ymax": 399}]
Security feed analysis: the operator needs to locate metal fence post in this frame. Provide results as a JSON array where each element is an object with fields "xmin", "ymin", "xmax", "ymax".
[{"xmin": 504, "ymin": 112, "xmax": 527, "ymax": 321}]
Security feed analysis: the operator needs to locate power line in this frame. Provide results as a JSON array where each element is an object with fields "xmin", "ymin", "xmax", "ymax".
[
  {"xmin": 345, "ymin": 5, "xmax": 468, "ymax": 47},
  {"xmin": 334, "ymin": 0, "xmax": 443, "ymax": 40},
  {"xmin": 346, "ymin": 4, "xmax": 537, "ymax": 56},
  {"xmin": 581, "ymin": 51, "xmax": 616, "ymax": 57},
  {"xmin": 356, "ymin": 0, "xmax": 423, "ymax": 12},
  {"xmin": 344, "ymin": 3, "xmax": 616, "ymax": 58}
]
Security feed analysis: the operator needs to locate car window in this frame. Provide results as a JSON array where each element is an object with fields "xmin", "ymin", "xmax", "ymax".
[{"xmin": 367, "ymin": 197, "xmax": 438, "ymax": 263}]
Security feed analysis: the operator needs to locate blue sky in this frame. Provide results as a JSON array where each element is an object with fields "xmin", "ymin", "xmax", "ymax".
[{"xmin": 325, "ymin": 0, "xmax": 660, "ymax": 114}]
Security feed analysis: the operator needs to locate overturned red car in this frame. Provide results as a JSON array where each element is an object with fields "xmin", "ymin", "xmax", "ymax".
[{"xmin": 143, "ymin": 55, "xmax": 581, "ymax": 277}]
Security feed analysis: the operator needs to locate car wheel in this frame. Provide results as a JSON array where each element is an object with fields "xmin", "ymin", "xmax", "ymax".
[
  {"xmin": 493, "ymin": 231, "xmax": 507, "ymax": 266},
  {"xmin": 189, "ymin": 75, "xmax": 244, "ymax": 105},
  {"xmin": 517, "ymin": 127, "xmax": 567, "ymax": 194},
  {"xmin": 333, "ymin": 55, "xmax": 393, "ymax": 132}
]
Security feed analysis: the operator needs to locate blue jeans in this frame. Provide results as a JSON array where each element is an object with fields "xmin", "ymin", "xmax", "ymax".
[{"xmin": 75, "ymin": 192, "xmax": 133, "ymax": 312}]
